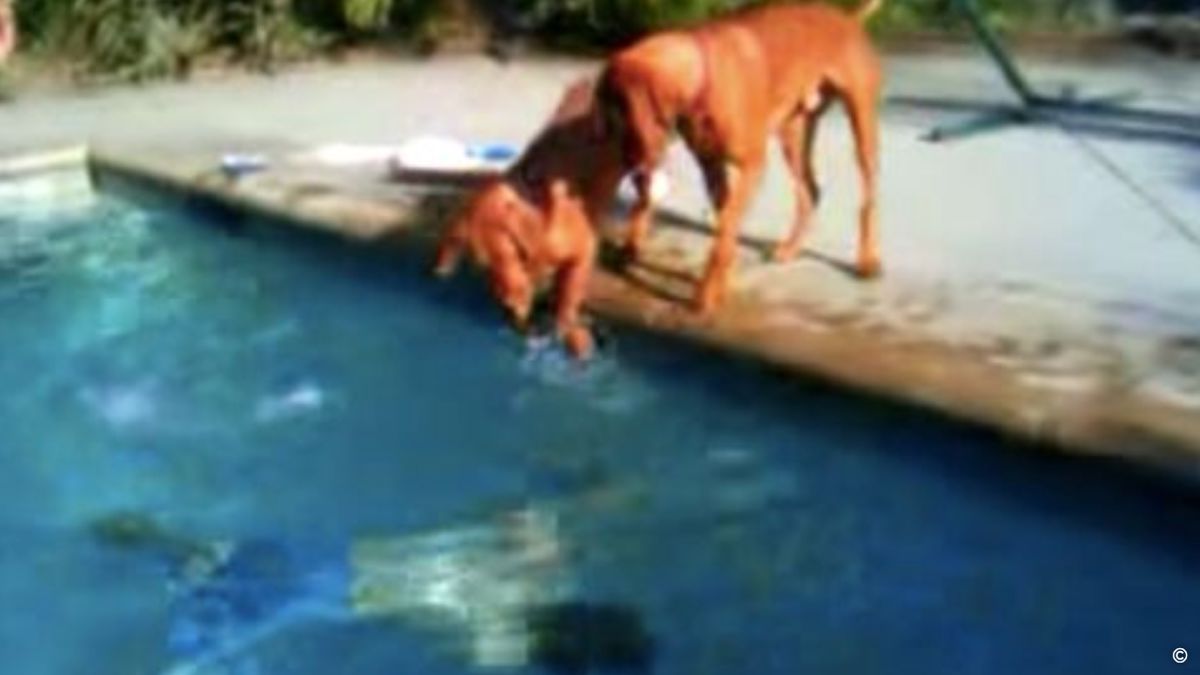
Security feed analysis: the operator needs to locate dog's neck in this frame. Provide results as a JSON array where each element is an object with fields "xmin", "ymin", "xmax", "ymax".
[{"xmin": 687, "ymin": 31, "xmax": 713, "ymax": 115}]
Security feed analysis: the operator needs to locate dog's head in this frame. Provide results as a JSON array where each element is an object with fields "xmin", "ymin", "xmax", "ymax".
[{"xmin": 435, "ymin": 179, "xmax": 544, "ymax": 331}]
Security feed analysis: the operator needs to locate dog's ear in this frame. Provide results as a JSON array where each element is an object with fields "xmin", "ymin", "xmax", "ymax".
[
  {"xmin": 548, "ymin": 76, "xmax": 599, "ymax": 127},
  {"xmin": 434, "ymin": 183, "xmax": 495, "ymax": 277}
]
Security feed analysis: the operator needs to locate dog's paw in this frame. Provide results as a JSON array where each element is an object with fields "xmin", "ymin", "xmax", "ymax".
[
  {"xmin": 768, "ymin": 241, "xmax": 800, "ymax": 264},
  {"xmin": 599, "ymin": 244, "xmax": 639, "ymax": 271},
  {"xmin": 856, "ymin": 258, "xmax": 883, "ymax": 280},
  {"xmin": 617, "ymin": 243, "xmax": 642, "ymax": 268},
  {"xmin": 690, "ymin": 291, "xmax": 721, "ymax": 320},
  {"xmin": 563, "ymin": 326, "xmax": 595, "ymax": 361}
]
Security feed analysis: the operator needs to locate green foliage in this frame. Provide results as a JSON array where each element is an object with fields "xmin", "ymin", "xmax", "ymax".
[
  {"xmin": 9, "ymin": 0, "xmax": 1114, "ymax": 83},
  {"xmin": 16, "ymin": 0, "xmax": 327, "ymax": 81},
  {"xmin": 510, "ymin": 0, "xmax": 1109, "ymax": 46},
  {"xmin": 38, "ymin": 0, "xmax": 209, "ymax": 81},
  {"xmin": 342, "ymin": 0, "xmax": 395, "ymax": 30},
  {"xmin": 870, "ymin": 0, "xmax": 1108, "ymax": 35},
  {"xmin": 512, "ymin": 0, "xmax": 745, "ymax": 47},
  {"xmin": 215, "ymin": 0, "xmax": 327, "ymax": 72}
]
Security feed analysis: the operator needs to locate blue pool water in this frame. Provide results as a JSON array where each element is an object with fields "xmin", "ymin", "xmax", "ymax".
[{"xmin": 1, "ymin": 192, "xmax": 1198, "ymax": 675}]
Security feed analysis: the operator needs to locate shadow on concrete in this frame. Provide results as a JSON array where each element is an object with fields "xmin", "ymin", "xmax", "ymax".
[
  {"xmin": 888, "ymin": 94, "xmax": 1200, "ymax": 148},
  {"xmin": 1184, "ymin": 158, "xmax": 1200, "ymax": 190},
  {"xmin": 892, "ymin": 93, "xmax": 1200, "ymax": 145},
  {"xmin": 597, "ymin": 247, "xmax": 695, "ymax": 306},
  {"xmin": 593, "ymin": 206, "xmax": 861, "ymax": 307}
]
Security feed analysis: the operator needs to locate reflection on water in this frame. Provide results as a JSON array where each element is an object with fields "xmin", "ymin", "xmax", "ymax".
[
  {"xmin": 91, "ymin": 506, "xmax": 653, "ymax": 674},
  {"xmin": 351, "ymin": 508, "xmax": 569, "ymax": 667}
]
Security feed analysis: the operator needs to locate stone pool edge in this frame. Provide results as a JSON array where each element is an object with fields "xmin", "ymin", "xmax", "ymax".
[
  {"xmin": 78, "ymin": 146, "xmax": 1200, "ymax": 475},
  {"xmin": 0, "ymin": 146, "xmax": 88, "ymax": 179}
]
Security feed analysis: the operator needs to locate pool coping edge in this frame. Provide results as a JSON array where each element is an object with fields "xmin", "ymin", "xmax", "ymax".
[{"xmin": 83, "ymin": 146, "xmax": 1200, "ymax": 479}]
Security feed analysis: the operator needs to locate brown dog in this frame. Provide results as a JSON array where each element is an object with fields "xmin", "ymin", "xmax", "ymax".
[
  {"xmin": 434, "ymin": 77, "xmax": 628, "ymax": 358},
  {"xmin": 597, "ymin": 0, "xmax": 886, "ymax": 314}
]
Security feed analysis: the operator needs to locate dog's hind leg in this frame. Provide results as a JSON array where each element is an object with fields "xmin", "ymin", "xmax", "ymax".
[
  {"xmin": 841, "ymin": 81, "xmax": 882, "ymax": 279},
  {"xmin": 770, "ymin": 104, "xmax": 827, "ymax": 263}
]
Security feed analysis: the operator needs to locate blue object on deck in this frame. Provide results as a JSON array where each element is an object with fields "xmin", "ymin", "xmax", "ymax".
[
  {"xmin": 220, "ymin": 153, "xmax": 269, "ymax": 179},
  {"xmin": 470, "ymin": 143, "xmax": 519, "ymax": 163}
]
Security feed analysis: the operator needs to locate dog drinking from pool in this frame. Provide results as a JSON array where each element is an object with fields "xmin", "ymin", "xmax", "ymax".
[{"xmin": 434, "ymin": 76, "xmax": 631, "ymax": 359}]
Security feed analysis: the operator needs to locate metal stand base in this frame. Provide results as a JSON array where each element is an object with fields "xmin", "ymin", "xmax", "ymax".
[
  {"xmin": 925, "ymin": 91, "xmax": 1142, "ymax": 142},
  {"xmin": 925, "ymin": 0, "xmax": 1137, "ymax": 143}
]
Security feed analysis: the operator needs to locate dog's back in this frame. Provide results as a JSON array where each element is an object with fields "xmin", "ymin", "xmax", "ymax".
[
  {"xmin": 726, "ymin": 3, "xmax": 879, "ymax": 93},
  {"xmin": 606, "ymin": 2, "xmax": 878, "ymax": 118}
]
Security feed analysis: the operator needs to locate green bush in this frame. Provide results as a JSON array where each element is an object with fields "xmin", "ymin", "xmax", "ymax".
[
  {"xmin": 509, "ymin": 0, "xmax": 745, "ymax": 47},
  {"xmin": 16, "ymin": 0, "xmax": 328, "ymax": 80},
  {"xmin": 510, "ymin": 0, "xmax": 1108, "ymax": 46},
  {"xmin": 10, "ymin": 0, "xmax": 1113, "ymax": 83}
]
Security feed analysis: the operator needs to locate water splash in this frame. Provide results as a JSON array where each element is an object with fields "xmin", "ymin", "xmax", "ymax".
[
  {"xmin": 253, "ymin": 381, "xmax": 326, "ymax": 423},
  {"xmin": 79, "ymin": 379, "xmax": 159, "ymax": 429},
  {"xmin": 517, "ymin": 334, "xmax": 651, "ymax": 416}
]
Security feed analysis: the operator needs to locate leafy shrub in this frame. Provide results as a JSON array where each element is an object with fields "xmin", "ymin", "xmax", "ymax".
[
  {"xmin": 214, "ymin": 0, "xmax": 327, "ymax": 73},
  {"xmin": 17, "ymin": 0, "xmax": 325, "ymax": 80},
  {"xmin": 36, "ymin": 0, "xmax": 210, "ymax": 81},
  {"xmin": 506, "ymin": 0, "xmax": 748, "ymax": 47},
  {"xmin": 500, "ymin": 0, "xmax": 1112, "ymax": 47},
  {"xmin": 341, "ymin": 0, "xmax": 396, "ymax": 30},
  {"xmin": 9, "ymin": 0, "xmax": 1121, "ymax": 83}
]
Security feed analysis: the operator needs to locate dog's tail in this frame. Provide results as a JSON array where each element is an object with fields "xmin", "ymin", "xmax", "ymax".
[{"xmin": 853, "ymin": 0, "xmax": 885, "ymax": 21}]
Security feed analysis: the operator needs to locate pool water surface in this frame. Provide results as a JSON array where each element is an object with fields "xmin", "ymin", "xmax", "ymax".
[{"xmin": 1, "ymin": 193, "xmax": 1198, "ymax": 675}]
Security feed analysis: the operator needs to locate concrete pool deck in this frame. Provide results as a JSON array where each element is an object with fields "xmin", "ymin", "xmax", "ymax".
[{"xmin": 2, "ymin": 48, "xmax": 1199, "ymax": 468}]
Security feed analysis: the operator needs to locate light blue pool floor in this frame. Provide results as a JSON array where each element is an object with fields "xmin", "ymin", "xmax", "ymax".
[{"xmin": 1, "ymin": 196, "xmax": 1198, "ymax": 675}]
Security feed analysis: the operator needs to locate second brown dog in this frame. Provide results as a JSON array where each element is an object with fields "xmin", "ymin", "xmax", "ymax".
[{"xmin": 597, "ymin": 0, "xmax": 886, "ymax": 314}]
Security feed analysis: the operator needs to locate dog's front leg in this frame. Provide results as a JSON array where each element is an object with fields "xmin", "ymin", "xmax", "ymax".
[
  {"xmin": 695, "ymin": 155, "xmax": 764, "ymax": 315},
  {"xmin": 621, "ymin": 170, "xmax": 656, "ymax": 264},
  {"xmin": 554, "ymin": 253, "xmax": 596, "ymax": 359}
]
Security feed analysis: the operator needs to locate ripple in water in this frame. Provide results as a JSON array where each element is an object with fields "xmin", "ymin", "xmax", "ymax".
[
  {"xmin": 79, "ymin": 379, "xmax": 159, "ymax": 429},
  {"xmin": 517, "ymin": 335, "xmax": 651, "ymax": 416},
  {"xmin": 254, "ymin": 381, "xmax": 326, "ymax": 423}
]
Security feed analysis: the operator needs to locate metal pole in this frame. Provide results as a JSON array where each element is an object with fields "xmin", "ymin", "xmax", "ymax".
[
  {"xmin": 953, "ymin": 0, "xmax": 1039, "ymax": 105},
  {"xmin": 921, "ymin": 0, "xmax": 1147, "ymax": 143}
]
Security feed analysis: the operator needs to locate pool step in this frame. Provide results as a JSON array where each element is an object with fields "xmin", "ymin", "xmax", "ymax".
[{"xmin": 0, "ymin": 147, "xmax": 96, "ymax": 221}]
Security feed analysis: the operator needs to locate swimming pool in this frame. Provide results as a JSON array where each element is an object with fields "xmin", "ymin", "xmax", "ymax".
[{"xmin": 1, "ymin": 187, "xmax": 1198, "ymax": 675}]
